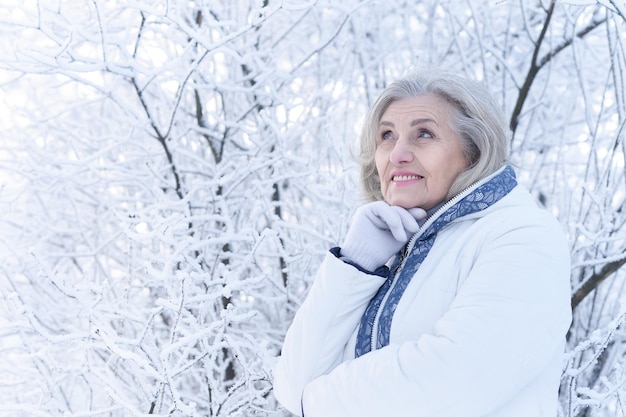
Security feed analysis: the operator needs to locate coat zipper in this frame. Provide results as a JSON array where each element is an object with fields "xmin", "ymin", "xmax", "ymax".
[{"xmin": 368, "ymin": 167, "xmax": 506, "ymax": 352}]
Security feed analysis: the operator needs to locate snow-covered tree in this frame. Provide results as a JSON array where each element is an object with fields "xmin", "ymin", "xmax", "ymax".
[{"xmin": 0, "ymin": 1, "xmax": 624, "ymax": 416}]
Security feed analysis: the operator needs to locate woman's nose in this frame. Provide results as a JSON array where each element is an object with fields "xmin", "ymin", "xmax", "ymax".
[{"xmin": 389, "ymin": 138, "xmax": 414, "ymax": 165}]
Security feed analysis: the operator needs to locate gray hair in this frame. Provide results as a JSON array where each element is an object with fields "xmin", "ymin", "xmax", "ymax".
[{"xmin": 359, "ymin": 69, "xmax": 510, "ymax": 202}]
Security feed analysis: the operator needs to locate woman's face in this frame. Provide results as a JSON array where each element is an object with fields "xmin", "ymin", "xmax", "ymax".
[{"xmin": 375, "ymin": 95, "xmax": 469, "ymax": 210}]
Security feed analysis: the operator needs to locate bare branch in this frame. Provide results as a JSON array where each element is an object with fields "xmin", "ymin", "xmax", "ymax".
[
  {"xmin": 510, "ymin": 2, "xmax": 606, "ymax": 136},
  {"xmin": 572, "ymin": 256, "xmax": 626, "ymax": 309}
]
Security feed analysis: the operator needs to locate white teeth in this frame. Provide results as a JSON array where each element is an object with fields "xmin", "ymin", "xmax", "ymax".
[{"xmin": 393, "ymin": 175, "xmax": 421, "ymax": 181}]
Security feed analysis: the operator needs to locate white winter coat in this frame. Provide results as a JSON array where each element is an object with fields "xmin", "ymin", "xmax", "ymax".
[{"xmin": 273, "ymin": 173, "xmax": 572, "ymax": 417}]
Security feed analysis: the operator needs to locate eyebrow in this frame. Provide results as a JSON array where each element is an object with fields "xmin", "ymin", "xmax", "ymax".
[
  {"xmin": 411, "ymin": 118, "xmax": 438, "ymax": 126},
  {"xmin": 379, "ymin": 118, "xmax": 438, "ymax": 127}
]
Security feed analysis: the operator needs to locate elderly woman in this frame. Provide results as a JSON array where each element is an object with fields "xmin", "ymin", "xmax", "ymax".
[{"xmin": 273, "ymin": 70, "xmax": 572, "ymax": 416}]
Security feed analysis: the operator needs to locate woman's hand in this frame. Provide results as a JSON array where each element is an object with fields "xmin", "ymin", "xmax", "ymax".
[{"xmin": 340, "ymin": 201, "xmax": 427, "ymax": 271}]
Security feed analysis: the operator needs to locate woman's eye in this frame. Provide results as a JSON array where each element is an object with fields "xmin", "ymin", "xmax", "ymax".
[
  {"xmin": 417, "ymin": 130, "xmax": 434, "ymax": 139},
  {"xmin": 381, "ymin": 131, "xmax": 394, "ymax": 141}
]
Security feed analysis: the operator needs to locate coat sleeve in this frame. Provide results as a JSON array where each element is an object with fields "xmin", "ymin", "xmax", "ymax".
[
  {"xmin": 272, "ymin": 251, "xmax": 386, "ymax": 415},
  {"xmin": 298, "ymin": 212, "xmax": 572, "ymax": 417}
]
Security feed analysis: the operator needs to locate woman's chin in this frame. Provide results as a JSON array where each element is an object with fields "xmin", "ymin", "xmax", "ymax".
[{"xmin": 385, "ymin": 198, "xmax": 425, "ymax": 210}]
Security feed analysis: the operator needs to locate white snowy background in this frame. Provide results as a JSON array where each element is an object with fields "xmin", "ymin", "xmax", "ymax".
[{"xmin": 0, "ymin": 0, "xmax": 625, "ymax": 416}]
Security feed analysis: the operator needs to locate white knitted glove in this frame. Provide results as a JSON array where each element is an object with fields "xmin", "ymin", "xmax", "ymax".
[{"xmin": 340, "ymin": 201, "xmax": 427, "ymax": 271}]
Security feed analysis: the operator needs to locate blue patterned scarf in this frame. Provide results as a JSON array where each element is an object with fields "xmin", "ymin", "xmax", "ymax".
[{"xmin": 354, "ymin": 165, "xmax": 517, "ymax": 358}]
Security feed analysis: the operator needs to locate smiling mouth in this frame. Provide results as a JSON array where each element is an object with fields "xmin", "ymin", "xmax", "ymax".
[{"xmin": 392, "ymin": 174, "xmax": 423, "ymax": 182}]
